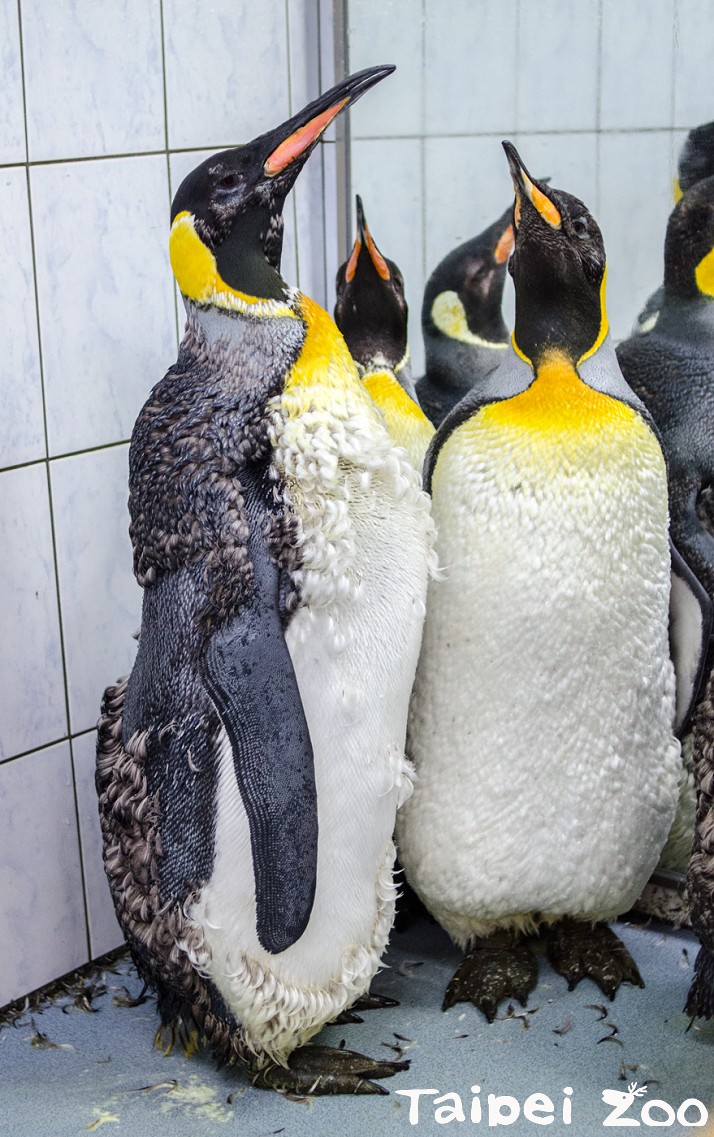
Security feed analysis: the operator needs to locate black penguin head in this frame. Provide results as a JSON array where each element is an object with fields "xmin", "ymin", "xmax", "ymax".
[
  {"xmin": 333, "ymin": 195, "xmax": 408, "ymax": 372},
  {"xmin": 677, "ymin": 120, "xmax": 714, "ymax": 199},
  {"xmin": 664, "ymin": 175, "xmax": 714, "ymax": 300},
  {"xmin": 421, "ymin": 207, "xmax": 514, "ymax": 348},
  {"xmin": 169, "ymin": 65, "xmax": 395, "ymax": 306},
  {"xmin": 503, "ymin": 141, "xmax": 608, "ymax": 366}
]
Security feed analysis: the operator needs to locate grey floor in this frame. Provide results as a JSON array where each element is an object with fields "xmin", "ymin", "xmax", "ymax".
[{"xmin": 2, "ymin": 917, "xmax": 713, "ymax": 1136}]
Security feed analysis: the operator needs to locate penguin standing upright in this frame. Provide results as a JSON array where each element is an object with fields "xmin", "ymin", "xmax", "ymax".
[
  {"xmin": 96, "ymin": 67, "xmax": 435, "ymax": 1095},
  {"xmin": 415, "ymin": 208, "xmax": 514, "ymax": 427},
  {"xmin": 398, "ymin": 142, "xmax": 707, "ymax": 1023},
  {"xmin": 616, "ymin": 175, "xmax": 714, "ymax": 1017},
  {"xmin": 618, "ymin": 178, "xmax": 714, "ymax": 876},
  {"xmin": 334, "ymin": 195, "xmax": 434, "ymax": 471},
  {"xmin": 633, "ymin": 120, "xmax": 714, "ymax": 335}
]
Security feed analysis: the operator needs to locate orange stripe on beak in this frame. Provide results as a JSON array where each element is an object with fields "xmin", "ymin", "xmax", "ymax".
[
  {"xmin": 364, "ymin": 222, "xmax": 390, "ymax": 280},
  {"xmin": 345, "ymin": 236, "xmax": 362, "ymax": 282},
  {"xmin": 264, "ymin": 98, "xmax": 348, "ymax": 176}
]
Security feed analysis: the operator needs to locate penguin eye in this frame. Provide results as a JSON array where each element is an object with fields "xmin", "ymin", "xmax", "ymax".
[
  {"xmin": 572, "ymin": 216, "xmax": 590, "ymax": 240},
  {"xmin": 218, "ymin": 173, "xmax": 239, "ymax": 190}
]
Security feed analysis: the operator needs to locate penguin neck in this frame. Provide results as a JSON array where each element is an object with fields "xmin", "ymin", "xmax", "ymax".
[
  {"xmin": 657, "ymin": 290, "xmax": 714, "ymax": 342},
  {"xmin": 182, "ymin": 296, "xmax": 304, "ymax": 382},
  {"xmin": 424, "ymin": 331, "xmax": 506, "ymax": 391}
]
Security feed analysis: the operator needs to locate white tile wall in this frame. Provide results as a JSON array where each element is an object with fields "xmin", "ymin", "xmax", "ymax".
[
  {"xmin": 0, "ymin": 743, "xmax": 86, "ymax": 1007},
  {"xmin": 0, "ymin": 0, "xmax": 339, "ymax": 1006},
  {"xmin": 22, "ymin": 0, "xmax": 165, "ymax": 162},
  {"xmin": 347, "ymin": 0, "xmax": 714, "ymax": 365}
]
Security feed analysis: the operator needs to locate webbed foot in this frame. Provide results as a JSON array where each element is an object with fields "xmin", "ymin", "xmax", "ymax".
[
  {"xmin": 685, "ymin": 944, "xmax": 714, "ymax": 1019},
  {"xmin": 331, "ymin": 990, "xmax": 399, "ymax": 1023},
  {"xmin": 442, "ymin": 929, "xmax": 538, "ymax": 1023},
  {"xmin": 250, "ymin": 1044, "xmax": 409, "ymax": 1096},
  {"xmin": 546, "ymin": 918, "xmax": 644, "ymax": 999}
]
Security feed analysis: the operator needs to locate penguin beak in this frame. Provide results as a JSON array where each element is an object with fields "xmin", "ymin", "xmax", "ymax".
[
  {"xmin": 502, "ymin": 140, "xmax": 562, "ymax": 230},
  {"xmin": 262, "ymin": 65, "xmax": 395, "ymax": 186},
  {"xmin": 345, "ymin": 194, "xmax": 391, "ymax": 282}
]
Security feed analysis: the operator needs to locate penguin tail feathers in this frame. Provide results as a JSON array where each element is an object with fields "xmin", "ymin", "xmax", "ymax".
[{"xmin": 685, "ymin": 944, "xmax": 714, "ymax": 1020}]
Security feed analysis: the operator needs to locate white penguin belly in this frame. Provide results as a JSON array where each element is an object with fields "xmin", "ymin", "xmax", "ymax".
[
  {"xmin": 184, "ymin": 399, "xmax": 433, "ymax": 1060},
  {"xmin": 399, "ymin": 401, "xmax": 680, "ymax": 947}
]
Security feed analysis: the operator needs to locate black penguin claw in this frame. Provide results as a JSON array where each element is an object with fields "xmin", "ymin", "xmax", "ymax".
[
  {"xmin": 685, "ymin": 944, "xmax": 714, "ymax": 1019},
  {"xmin": 251, "ymin": 1044, "xmax": 409, "ymax": 1096},
  {"xmin": 545, "ymin": 919, "xmax": 645, "ymax": 1000},
  {"xmin": 442, "ymin": 931, "xmax": 538, "ymax": 1023},
  {"xmin": 351, "ymin": 991, "xmax": 400, "ymax": 1011}
]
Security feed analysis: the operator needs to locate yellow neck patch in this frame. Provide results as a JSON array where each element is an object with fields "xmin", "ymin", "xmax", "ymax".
[
  {"xmin": 431, "ymin": 291, "xmax": 508, "ymax": 349},
  {"xmin": 481, "ymin": 349, "xmax": 633, "ymax": 440},
  {"xmin": 169, "ymin": 211, "xmax": 297, "ymax": 319},
  {"xmin": 363, "ymin": 370, "xmax": 430, "ymax": 424},
  {"xmin": 695, "ymin": 246, "xmax": 714, "ymax": 297},
  {"xmin": 284, "ymin": 294, "xmax": 363, "ymax": 394},
  {"xmin": 673, "ymin": 177, "xmax": 683, "ymax": 204}
]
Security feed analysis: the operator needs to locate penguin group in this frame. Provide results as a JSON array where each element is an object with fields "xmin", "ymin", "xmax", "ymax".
[{"xmin": 96, "ymin": 62, "xmax": 714, "ymax": 1096}]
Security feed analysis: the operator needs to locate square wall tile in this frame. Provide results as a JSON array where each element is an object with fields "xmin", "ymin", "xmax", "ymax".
[
  {"xmin": 164, "ymin": 0, "xmax": 290, "ymax": 151},
  {"xmin": 22, "ymin": 0, "xmax": 165, "ymax": 161},
  {"xmin": 73, "ymin": 731, "xmax": 122, "ymax": 960},
  {"xmin": 349, "ymin": 0, "xmax": 425, "ymax": 138},
  {"xmin": 674, "ymin": 0, "xmax": 714, "ymax": 129},
  {"xmin": 600, "ymin": 0, "xmax": 675, "ymax": 130},
  {"xmin": 351, "ymin": 137, "xmax": 425, "ymax": 375},
  {"xmin": 0, "ymin": 167, "xmax": 45, "ymax": 469},
  {"xmin": 425, "ymin": 0, "xmax": 517, "ymax": 137},
  {"xmin": 0, "ymin": 0, "xmax": 25, "ymax": 164},
  {"xmin": 0, "ymin": 465, "xmax": 66, "ymax": 761},
  {"xmin": 288, "ymin": 0, "xmax": 321, "ymax": 112},
  {"xmin": 0, "ymin": 743, "xmax": 87, "ymax": 1006},
  {"xmin": 599, "ymin": 131, "xmax": 673, "ymax": 341},
  {"xmin": 31, "ymin": 155, "xmax": 177, "ymax": 457},
  {"xmin": 50, "ymin": 445, "xmax": 141, "ymax": 736},
  {"xmin": 517, "ymin": 0, "xmax": 598, "ymax": 133}
]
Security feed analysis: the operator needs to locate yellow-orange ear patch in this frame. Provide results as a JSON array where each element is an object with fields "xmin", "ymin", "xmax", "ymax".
[
  {"xmin": 169, "ymin": 211, "xmax": 216, "ymax": 300},
  {"xmin": 265, "ymin": 99, "xmax": 348, "ymax": 176},
  {"xmin": 494, "ymin": 224, "xmax": 515, "ymax": 264},
  {"xmin": 695, "ymin": 246, "xmax": 714, "ymax": 297}
]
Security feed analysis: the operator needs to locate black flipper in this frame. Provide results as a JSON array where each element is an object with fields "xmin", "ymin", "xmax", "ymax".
[
  {"xmin": 669, "ymin": 540, "xmax": 712, "ymax": 735},
  {"xmin": 201, "ymin": 462, "xmax": 317, "ymax": 956}
]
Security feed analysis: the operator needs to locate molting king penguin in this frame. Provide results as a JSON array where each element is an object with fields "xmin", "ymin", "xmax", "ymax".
[
  {"xmin": 634, "ymin": 119, "xmax": 714, "ymax": 335},
  {"xmin": 618, "ymin": 179, "xmax": 714, "ymax": 883},
  {"xmin": 415, "ymin": 208, "xmax": 514, "ymax": 427},
  {"xmin": 396, "ymin": 141, "xmax": 709, "ymax": 1023},
  {"xmin": 334, "ymin": 194, "xmax": 434, "ymax": 471},
  {"xmin": 95, "ymin": 66, "xmax": 436, "ymax": 1095}
]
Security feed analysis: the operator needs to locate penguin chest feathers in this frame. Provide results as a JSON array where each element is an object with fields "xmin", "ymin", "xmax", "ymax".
[{"xmin": 402, "ymin": 349, "xmax": 679, "ymax": 939}]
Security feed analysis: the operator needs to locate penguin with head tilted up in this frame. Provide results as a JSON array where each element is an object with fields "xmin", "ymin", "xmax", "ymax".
[
  {"xmin": 96, "ymin": 66, "xmax": 436, "ymax": 1095},
  {"xmin": 334, "ymin": 194, "xmax": 434, "ymax": 471},
  {"xmin": 397, "ymin": 141, "xmax": 709, "ymax": 1023},
  {"xmin": 617, "ymin": 176, "xmax": 714, "ymax": 1015},
  {"xmin": 633, "ymin": 119, "xmax": 714, "ymax": 335},
  {"xmin": 415, "ymin": 208, "xmax": 514, "ymax": 427}
]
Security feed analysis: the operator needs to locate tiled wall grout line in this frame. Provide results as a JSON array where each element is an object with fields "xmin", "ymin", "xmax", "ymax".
[{"xmin": 158, "ymin": 0, "xmax": 181, "ymax": 353}]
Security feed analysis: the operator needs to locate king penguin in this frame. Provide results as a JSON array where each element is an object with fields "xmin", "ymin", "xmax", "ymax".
[
  {"xmin": 415, "ymin": 208, "xmax": 514, "ymax": 427},
  {"xmin": 96, "ymin": 66, "xmax": 435, "ymax": 1095},
  {"xmin": 634, "ymin": 120, "xmax": 714, "ymax": 335},
  {"xmin": 397, "ymin": 142, "xmax": 708, "ymax": 1023},
  {"xmin": 618, "ymin": 178, "xmax": 714, "ymax": 878},
  {"xmin": 334, "ymin": 194, "xmax": 434, "ymax": 471}
]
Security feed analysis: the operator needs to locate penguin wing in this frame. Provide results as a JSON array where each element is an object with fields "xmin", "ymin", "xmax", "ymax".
[
  {"xmin": 423, "ymin": 345, "xmax": 534, "ymax": 491},
  {"xmin": 670, "ymin": 540, "xmax": 712, "ymax": 735},
  {"xmin": 201, "ymin": 462, "xmax": 318, "ymax": 956}
]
